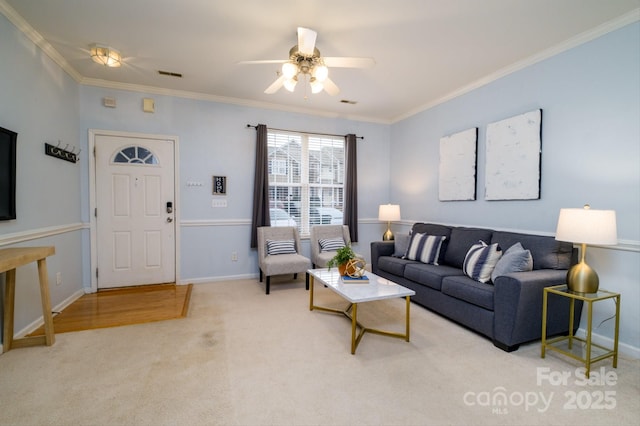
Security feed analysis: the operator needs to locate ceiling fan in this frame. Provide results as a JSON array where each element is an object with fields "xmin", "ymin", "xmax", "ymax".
[{"xmin": 239, "ymin": 27, "xmax": 375, "ymax": 96}]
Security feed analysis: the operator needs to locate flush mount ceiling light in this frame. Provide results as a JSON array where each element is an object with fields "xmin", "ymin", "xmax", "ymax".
[
  {"xmin": 239, "ymin": 27, "xmax": 375, "ymax": 96},
  {"xmin": 89, "ymin": 44, "xmax": 122, "ymax": 67}
]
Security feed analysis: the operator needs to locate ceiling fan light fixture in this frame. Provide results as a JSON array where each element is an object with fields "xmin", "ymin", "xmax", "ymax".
[
  {"xmin": 310, "ymin": 79, "xmax": 324, "ymax": 94},
  {"xmin": 282, "ymin": 62, "xmax": 298, "ymax": 79},
  {"xmin": 283, "ymin": 77, "xmax": 298, "ymax": 92},
  {"xmin": 313, "ymin": 64, "xmax": 329, "ymax": 82},
  {"xmin": 89, "ymin": 44, "xmax": 121, "ymax": 67}
]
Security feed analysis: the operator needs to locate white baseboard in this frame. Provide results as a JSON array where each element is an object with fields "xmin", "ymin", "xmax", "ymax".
[
  {"xmin": 180, "ymin": 273, "xmax": 259, "ymax": 285},
  {"xmin": 12, "ymin": 288, "xmax": 86, "ymax": 339},
  {"xmin": 575, "ymin": 327, "xmax": 639, "ymax": 360}
]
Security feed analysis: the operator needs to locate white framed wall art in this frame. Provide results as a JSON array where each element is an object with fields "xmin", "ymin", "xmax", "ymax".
[
  {"xmin": 485, "ymin": 109, "xmax": 542, "ymax": 200},
  {"xmin": 439, "ymin": 128, "xmax": 478, "ymax": 201}
]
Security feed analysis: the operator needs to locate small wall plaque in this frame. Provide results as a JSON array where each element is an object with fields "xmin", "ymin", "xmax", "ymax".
[{"xmin": 213, "ymin": 176, "xmax": 227, "ymax": 195}]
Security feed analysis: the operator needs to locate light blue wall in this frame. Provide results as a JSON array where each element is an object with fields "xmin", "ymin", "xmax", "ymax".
[
  {"xmin": 78, "ymin": 87, "xmax": 391, "ymax": 283},
  {"xmin": 389, "ymin": 22, "xmax": 640, "ymax": 354},
  {"xmin": 390, "ymin": 23, "xmax": 639, "ymax": 239},
  {"xmin": 0, "ymin": 13, "xmax": 83, "ymax": 338}
]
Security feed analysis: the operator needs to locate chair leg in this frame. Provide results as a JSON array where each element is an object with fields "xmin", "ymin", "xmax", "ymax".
[
  {"xmin": 306, "ymin": 272, "xmax": 309, "ymax": 290},
  {"xmin": 259, "ymin": 270, "xmax": 263, "ymax": 282},
  {"xmin": 266, "ymin": 276, "xmax": 270, "ymax": 295},
  {"xmin": 293, "ymin": 273, "xmax": 298, "ymax": 279}
]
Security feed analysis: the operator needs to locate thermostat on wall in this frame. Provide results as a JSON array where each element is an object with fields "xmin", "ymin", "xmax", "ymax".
[{"xmin": 103, "ymin": 97, "xmax": 116, "ymax": 108}]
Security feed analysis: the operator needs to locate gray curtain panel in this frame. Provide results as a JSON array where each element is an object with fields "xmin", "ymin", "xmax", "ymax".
[
  {"xmin": 250, "ymin": 124, "xmax": 270, "ymax": 248},
  {"xmin": 343, "ymin": 133, "xmax": 358, "ymax": 242}
]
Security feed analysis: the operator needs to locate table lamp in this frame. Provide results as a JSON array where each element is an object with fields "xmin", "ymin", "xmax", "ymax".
[
  {"xmin": 379, "ymin": 204, "xmax": 401, "ymax": 241},
  {"xmin": 555, "ymin": 204, "xmax": 617, "ymax": 293}
]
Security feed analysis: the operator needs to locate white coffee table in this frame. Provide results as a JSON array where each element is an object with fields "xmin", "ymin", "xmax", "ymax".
[{"xmin": 307, "ymin": 268, "xmax": 416, "ymax": 354}]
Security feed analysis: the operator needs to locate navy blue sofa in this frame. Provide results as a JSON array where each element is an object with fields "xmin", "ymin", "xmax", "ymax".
[{"xmin": 371, "ymin": 223, "xmax": 582, "ymax": 352}]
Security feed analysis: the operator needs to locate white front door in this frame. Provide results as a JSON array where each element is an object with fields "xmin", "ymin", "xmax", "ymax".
[{"xmin": 95, "ymin": 135, "xmax": 176, "ymax": 289}]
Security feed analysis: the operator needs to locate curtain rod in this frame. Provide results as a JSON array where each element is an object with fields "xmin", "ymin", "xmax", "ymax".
[{"xmin": 246, "ymin": 124, "xmax": 364, "ymax": 140}]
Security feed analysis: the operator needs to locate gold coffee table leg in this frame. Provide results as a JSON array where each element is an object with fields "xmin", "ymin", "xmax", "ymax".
[
  {"xmin": 351, "ymin": 303, "xmax": 358, "ymax": 354},
  {"xmin": 308, "ymin": 274, "xmax": 314, "ymax": 311}
]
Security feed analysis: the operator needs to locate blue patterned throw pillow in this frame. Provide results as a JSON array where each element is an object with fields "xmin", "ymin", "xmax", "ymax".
[
  {"xmin": 405, "ymin": 233, "xmax": 446, "ymax": 265},
  {"xmin": 266, "ymin": 239, "xmax": 296, "ymax": 255},
  {"xmin": 463, "ymin": 240, "xmax": 503, "ymax": 283}
]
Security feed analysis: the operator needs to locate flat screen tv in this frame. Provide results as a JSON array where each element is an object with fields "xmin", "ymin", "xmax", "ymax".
[{"xmin": 0, "ymin": 126, "xmax": 17, "ymax": 220}]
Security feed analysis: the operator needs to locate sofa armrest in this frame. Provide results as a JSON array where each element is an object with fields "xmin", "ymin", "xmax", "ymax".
[
  {"xmin": 370, "ymin": 241, "xmax": 395, "ymax": 273},
  {"xmin": 493, "ymin": 269, "xmax": 581, "ymax": 348}
]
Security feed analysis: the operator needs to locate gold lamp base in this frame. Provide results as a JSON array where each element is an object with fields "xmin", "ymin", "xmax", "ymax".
[
  {"xmin": 382, "ymin": 223, "xmax": 394, "ymax": 241},
  {"xmin": 566, "ymin": 260, "xmax": 599, "ymax": 294}
]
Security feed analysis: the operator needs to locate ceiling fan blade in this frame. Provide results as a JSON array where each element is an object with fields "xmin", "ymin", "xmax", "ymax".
[
  {"xmin": 264, "ymin": 75, "xmax": 286, "ymax": 94},
  {"xmin": 323, "ymin": 57, "xmax": 376, "ymax": 68},
  {"xmin": 323, "ymin": 77, "xmax": 340, "ymax": 96},
  {"xmin": 297, "ymin": 27, "xmax": 317, "ymax": 56},
  {"xmin": 238, "ymin": 59, "xmax": 288, "ymax": 65}
]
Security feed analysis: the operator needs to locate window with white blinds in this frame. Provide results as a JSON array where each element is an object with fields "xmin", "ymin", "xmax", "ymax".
[{"xmin": 267, "ymin": 130, "xmax": 344, "ymax": 236}]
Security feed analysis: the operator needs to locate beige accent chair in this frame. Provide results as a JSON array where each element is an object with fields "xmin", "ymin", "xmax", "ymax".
[
  {"xmin": 309, "ymin": 225, "xmax": 353, "ymax": 268},
  {"xmin": 257, "ymin": 226, "xmax": 311, "ymax": 295}
]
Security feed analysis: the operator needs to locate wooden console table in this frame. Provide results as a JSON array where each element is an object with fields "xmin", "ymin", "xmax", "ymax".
[{"xmin": 1, "ymin": 246, "xmax": 56, "ymax": 353}]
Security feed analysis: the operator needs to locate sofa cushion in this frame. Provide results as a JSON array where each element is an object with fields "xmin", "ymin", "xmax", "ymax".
[
  {"xmin": 405, "ymin": 233, "xmax": 446, "ymax": 265},
  {"xmin": 444, "ymin": 227, "xmax": 493, "ymax": 268},
  {"xmin": 491, "ymin": 242, "xmax": 533, "ymax": 282},
  {"xmin": 441, "ymin": 275, "xmax": 495, "ymax": 311},
  {"xmin": 404, "ymin": 263, "xmax": 464, "ymax": 291},
  {"xmin": 463, "ymin": 241, "xmax": 502, "ymax": 283},
  {"xmin": 491, "ymin": 231, "xmax": 573, "ymax": 270},
  {"xmin": 378, "ymin": 256, "xmax": 417, "ymax": 277},
  {"xmin": 393, "ymin": 233, "xmax": 411, "ymax": 257}
]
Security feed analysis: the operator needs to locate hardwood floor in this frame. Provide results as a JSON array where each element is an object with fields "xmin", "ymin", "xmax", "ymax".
[{"xmin": 29, "ymin": 283, "xmax": 192, "ymax": 335}]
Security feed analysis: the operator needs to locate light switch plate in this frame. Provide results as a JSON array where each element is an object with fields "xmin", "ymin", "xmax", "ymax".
[
  {"xmin": 212, "ymin": 199, "xmax": 227, "ymax": 208},
  {"xmin": 143, "ymin": 98, "xmax": 155, "ymax": 113}
]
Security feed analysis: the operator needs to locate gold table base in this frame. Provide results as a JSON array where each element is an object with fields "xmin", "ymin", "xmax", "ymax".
[
  {"xmin": 541, "ymin": 285, "xmax": 620, "ymax": 377},
  {"xmin": 309, "ymin": 274, "xmax": 411, "ymax": 354}
]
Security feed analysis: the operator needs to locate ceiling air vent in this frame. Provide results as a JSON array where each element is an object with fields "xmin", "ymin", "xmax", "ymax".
[
  {"xmin": 340, "ymin": 99, "xmax": 357, "ymax": 105},
  {"xmin": 158, "ymin": 70, "xmax": 183, "ymax": 78}
]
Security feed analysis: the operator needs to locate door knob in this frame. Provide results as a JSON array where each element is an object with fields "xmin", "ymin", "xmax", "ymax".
[{"xmin": 166, "ymin": 217, "xmax": 173, "ymax": 223}]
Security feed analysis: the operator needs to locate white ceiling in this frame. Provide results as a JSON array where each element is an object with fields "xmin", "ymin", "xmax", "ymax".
[{"xmin": 2, "ymin": 0, "xmax": 638, "ymax": 123}]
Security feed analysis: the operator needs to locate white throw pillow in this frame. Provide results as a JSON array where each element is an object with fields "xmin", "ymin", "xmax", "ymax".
[
  {"xmin": 318, "ymin": 237, "xmax": 346, "ymax": 252},
  {"xmin": 266, "ymin": 239, "xmax": 296, "ymax": 255},
  {"xmin": 463, "ymin": 240, "xmax": 502, "ymax": 283},
  {"xmin": 405, "ymin": 233, "xmax": 446, "ymax": 265}
]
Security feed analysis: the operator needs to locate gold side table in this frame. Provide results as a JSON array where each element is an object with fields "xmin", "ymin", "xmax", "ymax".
[{"xmin": 541, "ymin": 284, "xmax": 620, "ymax": 377}]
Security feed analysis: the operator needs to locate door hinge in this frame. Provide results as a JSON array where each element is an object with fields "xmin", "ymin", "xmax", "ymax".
[
  {"xmin": 96, "ymin": 268, "xmax": 98, "ymax": 278},
  {"xmin": 94, "ymin": 208, "xmax": 97, "ymax": 218}
]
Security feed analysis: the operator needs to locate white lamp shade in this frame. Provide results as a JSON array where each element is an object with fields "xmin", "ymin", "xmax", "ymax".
[
  {"xmin": 555, "ymin": 207, "xmax": 617, "ymax": 245},
  {"xmin": 378, "ymin": 204, "xmax": 401, "ymax": 221},
  {"xmin": 282, "ymin": 62, "xmax": 298, "ymax": 79},
  {"xmin": 310, "ymin": 80, "xmax": 323, "ymax": 93},
  {"xmin": 313, "ymin": 64, "xmax": 329, "ymax": 82},
  {"xmin": 283, "ymin": 78, "xmax": 297, "ymax": 92}
]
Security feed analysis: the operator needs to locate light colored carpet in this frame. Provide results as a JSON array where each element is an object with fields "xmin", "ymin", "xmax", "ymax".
[{"xmin": 0, "ymin": 276, "xmax": 638, "ymax": 426}]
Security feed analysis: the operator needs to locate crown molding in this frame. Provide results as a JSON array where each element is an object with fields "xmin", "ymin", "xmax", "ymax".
[
  {"xmin": 392, "ymin": 8, "xmax": 640, "ymax": 123},
  {"xmin": 79, "ymin": 77, "xmax": 390, "ymax": 124},
  {"xmin": 0, "ymin": 0, "xmax": 83, "ymax": 83}
]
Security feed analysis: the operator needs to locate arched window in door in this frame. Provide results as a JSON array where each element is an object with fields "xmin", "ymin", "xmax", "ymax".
[{"xmin": 112, "ymin": 146, "xmax": 158, "ymax": 165}]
